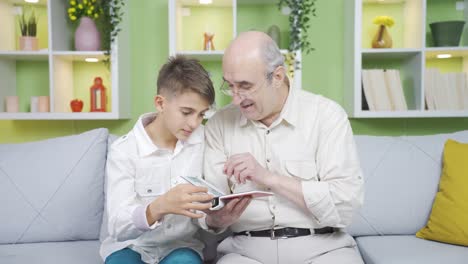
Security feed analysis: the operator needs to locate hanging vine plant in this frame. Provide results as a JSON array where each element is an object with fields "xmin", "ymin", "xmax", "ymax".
[
  {"xmin": 278, "ymin": 0, "xmax": 317, "ymax": 53},
  {"xmin": 98, "ymin": 0, "xmax": 126, "ymax": 57},
  {"xmin": 278, "ymin": 0, "xmax": 317, "ymax": 74}
]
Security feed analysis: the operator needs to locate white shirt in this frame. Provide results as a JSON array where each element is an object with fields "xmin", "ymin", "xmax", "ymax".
[
  {"xmin": 100, "ymin": 113, "xmax": 205, "ymax": 263},
  {"xmin": 204, "ymin": 88, "xmax": 364, "ymax": 233}
]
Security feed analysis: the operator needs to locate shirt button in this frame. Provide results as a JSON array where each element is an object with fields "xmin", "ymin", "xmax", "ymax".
[
  {"xmin": 147, "ymin": 189, "xmax": 152, "ymax": 193},
  {"xmin": 266, "ymin": 130, "xmax": 270, "ymax": 135},
  {"xmin": 266, "ymin": 159, "xmax": 270, "ymax": 163},
  {"xmin": 167, "ymin": 224, "xmax": 172, "ymax": 229}
]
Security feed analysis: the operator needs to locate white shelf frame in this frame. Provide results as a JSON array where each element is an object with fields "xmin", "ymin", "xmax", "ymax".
[
  {"xmin": 344, "ymin": 0, "xmax": 468, "ymax": 118},
  {"xmin": 0, "ymin": 0, "xmax": 131, "ymax": 120},
  {"xmin": 168, "ymin": 0, "xmax": 302, "ymax": 91}
]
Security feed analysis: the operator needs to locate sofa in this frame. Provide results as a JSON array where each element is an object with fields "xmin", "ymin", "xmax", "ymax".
[{"xmin": 1, "ymin": 127, "xmax": 467, "ymax": 263}]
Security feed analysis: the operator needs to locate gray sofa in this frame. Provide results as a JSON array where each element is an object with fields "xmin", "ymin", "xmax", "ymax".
[{"xmin": 1, "ymin": 128, "xmax": 467, "ymax": 263}]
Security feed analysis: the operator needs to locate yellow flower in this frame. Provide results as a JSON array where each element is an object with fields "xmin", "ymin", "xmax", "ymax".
[
  {"xmin": 90, "ymin": 6, "xmax": 94, "ymax": 10},
  {"xmin": 373, "ymin": 16, "xmax": 395, "ymax": 27},
  {"xmin": 71, "ymin": 15, "xmax": 77, "ymax": 21},
  {"xmin": 83, "ymin": 0, "xmax": 88, "ymax": 4},
  {"xmin": 70, "ymin": 0, "xmax": 76, "ymax": 6},
  {"xmin": 68, "ymin": 7, "xmax": 76, "ymax": 13},
  {"xmin": 87, "ymin": 9, "xmax": 92, "ymax": 15},
  {"xmin": 78, "ymin": 4, "xmax": 83, "ymax": 9},
  {"xmin": 94, "ymin": 13, "xmax": 99, "ymax": 19}
]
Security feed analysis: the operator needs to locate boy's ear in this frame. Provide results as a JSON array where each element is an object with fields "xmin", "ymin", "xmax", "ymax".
[{"xmin": 154, "ymin": 95, "xmax": 166, "ymax": 112}]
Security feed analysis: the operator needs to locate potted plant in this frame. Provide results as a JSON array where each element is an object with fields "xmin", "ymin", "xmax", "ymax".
[
  {"xmin": 68, "ymin": 0, "xmax": 103, "ymax": 51},
  {"xmin": 18, "ymin": 9, "xmax": 38, "ymax": 51},
  {"xmin": 67, "ymin": 0, "xmax": 125, "ymax": 54}
]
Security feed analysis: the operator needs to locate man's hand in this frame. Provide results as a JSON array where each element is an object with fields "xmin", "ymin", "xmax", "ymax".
[
  {"xmin": 223, "ymin": 153, "xmax": 274, "ymax": 186},
  {"xmin": 205, "ymin": 197, "xmax": 251, "ymax": 229},
  {"xmin": 147, "ymin": 184, "xmax": 214, "ymax": 225}
]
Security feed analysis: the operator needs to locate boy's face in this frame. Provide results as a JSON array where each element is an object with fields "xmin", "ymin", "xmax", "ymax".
[{"xmin": 156, "ymin": 90, "xmax": 210, "ymax": 141}]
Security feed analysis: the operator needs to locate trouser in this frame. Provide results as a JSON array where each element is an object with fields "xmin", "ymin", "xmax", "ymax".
[
  {"xmin": 216, "ymin": 231, "xmax": 364, "ymax": 264},
  {"xmin": 105, "ymin": 247, "xmax": 202, "ymax": 264}
]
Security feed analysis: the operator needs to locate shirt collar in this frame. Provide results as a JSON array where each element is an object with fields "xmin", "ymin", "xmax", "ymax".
[
  {"xmin": 238, "ymin": 86, "xmax": 298, "ymax": 128},
  {"xmin": 134, "ymin": 112, "xmax": 204, "ymax": 157},
  {"xmin": 134, "ymin": 112, "xmax": 160, "ymax": 157}
]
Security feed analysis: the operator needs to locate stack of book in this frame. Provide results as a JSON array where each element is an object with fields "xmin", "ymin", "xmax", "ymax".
[
  {"xmin": 424, "ymin": 68, "xmax": 468, "ymax": 110},
  {"xmin": 361, "ymin": 69, "xmax": 408, "ymax": 111}
]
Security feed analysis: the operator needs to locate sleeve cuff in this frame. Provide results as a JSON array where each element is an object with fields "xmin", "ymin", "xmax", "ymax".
[
  {"xmin": 132, "ymin": 202, "xmax": 163, "ymax": 231},
  {"xmin": 302, "ymin": 181, "xmax": 334, "ymax": 224}
]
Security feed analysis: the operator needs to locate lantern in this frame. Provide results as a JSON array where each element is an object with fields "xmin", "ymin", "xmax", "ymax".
[{"xmin": 90, "ymin": 77, "xmax": 107, "ymax": 112}]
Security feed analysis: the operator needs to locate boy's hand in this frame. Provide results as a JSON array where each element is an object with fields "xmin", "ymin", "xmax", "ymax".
[
  {"xmin": 204, "ymin": 197, "xmax": 251, "ymax": 229},
  {"xmin": 147, "ymin": 184, "xmax": 214, "ymax": 224}
]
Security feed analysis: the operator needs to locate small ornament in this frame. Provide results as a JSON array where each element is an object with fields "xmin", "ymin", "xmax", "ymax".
[
  {"xmin": 70, "ymin": 98, "xmax": 84, "ymax": 112},
  {"xmin": 203, "ymin": 32, "xmax": 215, "ymax": 51},
  {"xmin": 90, "ymin": 77, "xmax": 107, "ymax": 112}
]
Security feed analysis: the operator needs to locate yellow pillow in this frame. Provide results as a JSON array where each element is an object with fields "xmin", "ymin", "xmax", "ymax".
[{"xmin": 416, "ymin": 139, "xmax": 468, "ymax": 246}]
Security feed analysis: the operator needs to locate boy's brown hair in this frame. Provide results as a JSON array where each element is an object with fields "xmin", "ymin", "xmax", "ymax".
[{"xmin": 157, "ymin": 55, "xmax": 215, "ymax": 105}]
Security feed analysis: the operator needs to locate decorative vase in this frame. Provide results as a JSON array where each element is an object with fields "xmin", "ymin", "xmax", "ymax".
[
  {"xmin": 19, "ymin": 36, "xmax": 38, "ymax": 51},
  {"xmin": 372, "ymin": 25, "xmax": 393, "ymax": 48},
  {"xmin": 267, "ymin": 25, "xmax": 281, "ymax": 48},
  {"xmin": 75, "ymin": 17, "xmax": 101, "ymax": 51},
  {"xmin": 430, "ymin": 21, "xmax": 465, "ymax": 47}
]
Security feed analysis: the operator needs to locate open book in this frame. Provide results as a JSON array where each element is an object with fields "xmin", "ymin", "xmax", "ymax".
[{"xmin": 181, "ymin": 176, "xmax": 274, "ymax": 210}]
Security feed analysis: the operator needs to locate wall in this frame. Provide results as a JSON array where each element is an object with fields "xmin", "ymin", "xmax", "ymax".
[{"xmin": 1, "ymin": 0, "xmax": 468, "ymax": 143}]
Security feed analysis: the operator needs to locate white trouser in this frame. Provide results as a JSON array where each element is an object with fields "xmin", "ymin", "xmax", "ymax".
[{"xmin": 216, "ymin": 231, "xmax": 364, "ymax": 264}]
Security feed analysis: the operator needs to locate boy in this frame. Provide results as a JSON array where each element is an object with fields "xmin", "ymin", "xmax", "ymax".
[{"xmin": 100, "ymin": 56, "xmax": 216, "ymax": 264}]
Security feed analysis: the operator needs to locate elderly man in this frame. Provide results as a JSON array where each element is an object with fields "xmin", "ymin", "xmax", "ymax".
[{"xmin": 202, "ymin": 31, "xmax": 364, "ymax": 264}]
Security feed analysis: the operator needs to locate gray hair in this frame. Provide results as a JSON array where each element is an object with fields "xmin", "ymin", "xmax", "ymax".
[{"xmin": 261, "ymin": 39, "xmax": 285, "ymax": 80}]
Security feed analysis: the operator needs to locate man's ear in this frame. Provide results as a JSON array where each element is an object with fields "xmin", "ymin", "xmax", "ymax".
[
  {"xmin": 273, "ymin": 65, "xmax": 286, "ymax": 87},
  {"xmin": 154, "ymin": 95, "xmax": 166, "ymax": 112}
]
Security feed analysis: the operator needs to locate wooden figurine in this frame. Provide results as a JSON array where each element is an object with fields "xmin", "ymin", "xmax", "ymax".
[{"xmin": 203, "ymin": 32, "xmax": 215, "ymax": 51}]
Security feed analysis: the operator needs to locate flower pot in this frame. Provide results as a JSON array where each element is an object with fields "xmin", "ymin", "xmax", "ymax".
[
  {"xmin": 75, "ymin": 17, "xmax": 101, "ymax": 51},
  {"xmin": 372, "ymin": 25, "xmax": 393, "ymax": 48},
  {"xmin": 19, "ymin": 36, "xmax": 38, "ymax": 51},
  {"xmin": 430, "ymin": 21, "xmax": 465, "ymax": 47}
]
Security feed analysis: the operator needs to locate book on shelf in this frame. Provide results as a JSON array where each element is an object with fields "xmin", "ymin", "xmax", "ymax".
[
  {"xmin": 361, "ymin": 69, "xmax": 407, "ymax": 111},
  {"xmin": 425, "ymin": 69, "xmax": 468, "ymax": 110},
  {"xmin": 384, "ymin": 69, "xmax": 408, "ymax": 111}
]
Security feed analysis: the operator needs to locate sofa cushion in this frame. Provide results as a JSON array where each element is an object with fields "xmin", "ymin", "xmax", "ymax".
[
  {"xmin": 416, "ymin": 139, "xmax": 468, "ymax": 246},
  {"xmin": 0, "ymin": 240, "xmax": 101, "ymax": 264},
  {"xmin": 99, "ymin": 134, "xmax": 118, "ymax": 242},
  {"xmin": 356, "ymin": 235, "xmax": 468, "ymax": 264},
  {"xmin": 348, "ymin": 131, "xmax": 468, "ymax": 236},
  {"xmin": 0, "ymin": 128, "xmax": 108, "ymax": 243}
]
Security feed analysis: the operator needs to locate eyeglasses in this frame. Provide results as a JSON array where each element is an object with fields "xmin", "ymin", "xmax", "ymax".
[{"xmin": 220, "ymin": 72, "xmax": 274, "ymax": 98}]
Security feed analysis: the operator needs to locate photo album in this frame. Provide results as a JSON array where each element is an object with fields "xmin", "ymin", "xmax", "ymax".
[{"xmin": 181, "ymin": 176, "xmax": 274, "ymax": 210}]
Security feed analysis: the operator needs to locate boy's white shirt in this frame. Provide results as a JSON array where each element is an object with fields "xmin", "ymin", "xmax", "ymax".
[{"xmin": 100, "ymin": 112, "xmax": 205, "ymax": 263}]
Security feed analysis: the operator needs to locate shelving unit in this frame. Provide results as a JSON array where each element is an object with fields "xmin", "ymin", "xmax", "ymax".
[
  {"xmin": 168, "ymin": 0, "xmax": 302, "ymax": 107},
  {"xmin": 345, "ymin": 0, "xmax": 468, "ymax": 118},
  {"xmin": 0, "ymin": 0, "xmax": 130, "ymax": 120}
]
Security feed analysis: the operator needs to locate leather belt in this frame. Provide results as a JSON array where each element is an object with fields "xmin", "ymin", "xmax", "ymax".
[{"xmin": 233, "ymin": 227, "xmax": 334, "ymax": 239}]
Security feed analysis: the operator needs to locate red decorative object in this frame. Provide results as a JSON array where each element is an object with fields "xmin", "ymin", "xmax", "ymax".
[
  {"xmin": 70, "ymin": 99, "xmax": 84, "ymax": 112},
  {"xmin": 90, "ymin": 77, "xmax": 107, "ymax": 112}
]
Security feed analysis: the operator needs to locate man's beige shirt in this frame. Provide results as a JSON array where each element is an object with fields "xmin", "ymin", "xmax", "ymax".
[{"xmin": 204, "ymin": 88, "xmax": 364, "ymax": 233}]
